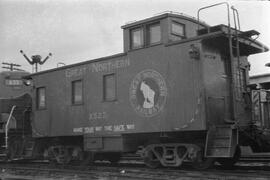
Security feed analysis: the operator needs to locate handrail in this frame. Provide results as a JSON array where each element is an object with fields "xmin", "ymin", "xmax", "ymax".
[
  {"xmin": 197, "ymin": 2, "xmax": 230, "ymax": 32},
  {"xmin": 231, "ymin": 6, "xmax": 241, "ymax": 31},
  {"xmin": 5, "ymin": 105, "xmax": 16, "ymax": 149},
  {"xmin": 231, "ymin": 6, "xmax": 241, "ymax": 69}
]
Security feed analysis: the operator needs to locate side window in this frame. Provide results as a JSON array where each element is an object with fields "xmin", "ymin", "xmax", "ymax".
[
  {"xmin": 171, "ymin": 21, "xmax": 185, "ymax": 40},
  {"xmin": 131, "ymin": 27, "xmax": 144, "ymax": 49},
  {"xmin": 72, "ymin": 80, "xmax": 83, "ymax": 105},
  {"xmin": 37, "ymin": 87, "xmax": 46, "ymax": 109},
  {"xmin": 103, "ymin": 74, "xmax": 116, "ymax": 101},
  {"xmin": 148, "ymin": 23, "xmax": 161, "ymax": 45}
]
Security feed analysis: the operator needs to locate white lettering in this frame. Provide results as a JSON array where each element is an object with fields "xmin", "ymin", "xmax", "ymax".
[
  {"xmin": 89, "ymin": 112, "xmax": 107, "ymax": 121},
  {"xmin": 95, "ymin": 126, "xmax": 102, "ymax": 131},
  {"xmin": 104, "ymin": 125, "xmax": 113, "ymax": 131},
  {"xmin": 73, "ymin": 127, "xmax": 83, "ymax": 133},
  {"xmin": 114, "ymin": 125, "xmax": 125, "ymax": 132},
  {"xmin": 91, "ymin": 58, "xmax": 130, "ymax": 73},
  {"xmin": 84, "ymin": 127, "xmax": 94, "ymax": 133},
  {"xmin": 126, "ymin": 124, "xmax": 135, "ymax": 130}
]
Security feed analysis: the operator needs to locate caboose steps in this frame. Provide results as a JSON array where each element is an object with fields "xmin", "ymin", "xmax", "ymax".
[{"xmin": 205, "ymin": 126, "xmax": 238, "ymax": 158}]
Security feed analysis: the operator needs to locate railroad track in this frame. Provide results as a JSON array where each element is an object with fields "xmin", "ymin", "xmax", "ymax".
[{"xmin": 1, "ymin": 161, "xmax": 270, "ymax": 180}]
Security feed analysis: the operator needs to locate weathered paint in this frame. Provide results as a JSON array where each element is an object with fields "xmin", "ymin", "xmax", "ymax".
[
  {"xmin": 30, "ymin": 39, "xmax": 206, "ymax": 138},
  {"xmin": 27, "ymin": 13, "xmax": 268, "ymax": 153}
]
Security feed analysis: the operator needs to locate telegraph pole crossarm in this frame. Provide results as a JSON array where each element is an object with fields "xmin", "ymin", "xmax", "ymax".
[{"xmin": 2, "ymin": 62, "xmax": 22, "ymax": 71}]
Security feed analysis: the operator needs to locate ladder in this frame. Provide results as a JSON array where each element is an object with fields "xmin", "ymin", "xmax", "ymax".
[{"xmin": 197, "ymin": 3, "xmax": 241, "ymax": 158}]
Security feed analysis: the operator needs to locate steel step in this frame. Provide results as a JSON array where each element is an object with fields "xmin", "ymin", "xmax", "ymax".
[{"xmin": 205, "ymin": 126, "xmax": 235, "ymax": 157}]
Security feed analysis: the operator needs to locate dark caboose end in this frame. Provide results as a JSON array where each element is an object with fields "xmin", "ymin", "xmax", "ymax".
[
  {"xmin": 0, "ymin": 71, "xmax": 32, "ymax": 160},
  {"xmin": 0, "ymin": 71, "xmax": 31, "ymax": 98},
  {"xmin": 26, "ymin": 4, "xmax": 268, "ymax": 169}
]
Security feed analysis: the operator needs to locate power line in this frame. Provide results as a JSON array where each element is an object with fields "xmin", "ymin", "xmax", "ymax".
[{"xmin": 2, "ymin": 62, "xmax": 24, "ymax": 71}]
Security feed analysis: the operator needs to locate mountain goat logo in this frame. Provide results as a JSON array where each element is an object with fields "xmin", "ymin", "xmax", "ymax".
[{"xmin": 129, "ymin": 69, "xmax": 167, "ymax": 117}]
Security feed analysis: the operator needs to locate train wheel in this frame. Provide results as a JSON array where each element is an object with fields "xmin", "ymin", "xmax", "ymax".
[
  {"xmin": 143, "ymin": 148, "xmax": 160, "ymax": 168},
  {"xmin": 7, "ymin": 138, "xmax": 23, "ymax": 160},
  {"xmin": 191, "ymin": 150, "xmax": 215, "ymax": 170},
  {"xmin": 79, "ymin": 151, "xmax": 95, "ymax": 166},
  {"xmin": 217, "ymin": 146, "xmax": 241, "ymax": 169},
  {"xmin": 49, "ymin": 146, "xmax": 72, "ymax": 165}
]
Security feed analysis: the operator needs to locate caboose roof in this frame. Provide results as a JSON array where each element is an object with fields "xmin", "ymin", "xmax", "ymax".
[
  {"xmin": 24, "ymin": 52, "xmax": 126, "ymax": 78},
  {"xmin": 166, "ymin": 24, "xmax": 268, "ymax": 55},
  {"xmin": 198, "ymin": 24, "xmax": 269, "ymax": 55},
  {"xmin": 0, "ymin": 71, "xmax": 29, "ymax": 77},
  {"xmin": 121, "ymin": 12, "xmax": 209, "ymax": 29},
  {"xmin": 26, "ymin": 15, "xmax": 268, "ymax": 79}
]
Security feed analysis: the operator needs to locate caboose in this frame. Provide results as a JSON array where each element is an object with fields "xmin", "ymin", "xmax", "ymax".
[{"xmin": 25, "ymin": 3, "xmax": 268, "ymax": 169}]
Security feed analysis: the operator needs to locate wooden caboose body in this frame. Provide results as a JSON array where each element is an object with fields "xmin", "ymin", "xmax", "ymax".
[{"xmin": 26, "ymin": 8, "xmax": 268, "ymax": 168}]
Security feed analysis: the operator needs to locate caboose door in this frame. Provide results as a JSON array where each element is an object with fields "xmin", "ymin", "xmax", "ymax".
[{"xmin": 204, "ymin": 52, "xmax": 232, "ymax": 126}]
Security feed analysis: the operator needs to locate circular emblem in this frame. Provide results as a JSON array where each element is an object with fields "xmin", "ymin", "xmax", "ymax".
[{"xmin": 129, "ymin": 69, "xmax": 168, "ymax": 117}]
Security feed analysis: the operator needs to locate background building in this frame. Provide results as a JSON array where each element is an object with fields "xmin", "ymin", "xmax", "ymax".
[{"xmin": 249, "ymin": 73, "xmax": 270, "ymax": 89}]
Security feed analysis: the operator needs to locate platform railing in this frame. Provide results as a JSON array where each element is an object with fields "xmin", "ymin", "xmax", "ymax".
[
  {"xmin": 5, "ymin": 105, "xmax": 16, "ymax": 149},
  {"xmin": 197, "ymin": 2, "xmax": 230, "ymax": 32}
]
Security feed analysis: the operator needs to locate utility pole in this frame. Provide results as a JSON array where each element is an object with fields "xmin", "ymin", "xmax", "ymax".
[{"xmin": 2, "ymin": 62, "xmax": 23, "ymax": 71}]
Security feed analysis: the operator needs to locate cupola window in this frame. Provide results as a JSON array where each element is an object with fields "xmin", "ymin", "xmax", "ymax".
[
  {"xmin": 131, "ymin": 28, "xmax": 144, "ymax": 49},
  {"xmin": 148, "ymin": 23, "xmax": 161, "ymax": 45},
  {"xmin": 171, "ymin": 21, "xmax": 185, "ymax": 40}
]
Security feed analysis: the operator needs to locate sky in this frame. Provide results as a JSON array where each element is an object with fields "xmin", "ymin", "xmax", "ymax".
[{"xmin": 0, "ymin": 0, "xmax": 269, "ymax": 75}]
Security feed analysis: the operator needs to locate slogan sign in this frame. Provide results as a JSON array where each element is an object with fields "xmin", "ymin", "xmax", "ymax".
[{"xmin": 129, "ymin": 69, "xmax": 167, "ymax": 117}]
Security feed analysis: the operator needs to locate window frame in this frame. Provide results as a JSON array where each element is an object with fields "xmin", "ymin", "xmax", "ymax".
[
  {"xmin": 130, "ymin": 27, "xmax": 144, "ymax": 49},
  {"xmin": 71, "ymin": 79, "xmax": 83, "ymax": 105},
  {"xmin": 171, "ymin": 20, "xmax": 186, "ymax": 39},
  {"xmin": 147, "ymin": 22, "xmax": 161, "ymax": 46},
  {"xmin": 36, "ymin": 87, "xmax": 46, "ymax": 110},
  {"xmin": 103, "ymin": 73, "xmax": 117, "ymax": 102}
]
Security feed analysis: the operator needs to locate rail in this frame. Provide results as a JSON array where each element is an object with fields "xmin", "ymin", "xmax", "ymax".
[
  {"xmin": 5, "ymin": 105, "xmax": 16, "ymax": 149},
  {"xmin": 197, "ymin": 2, "xmax": 230, "ymax": 32},
  {"xmin": 231, "ymin": 6, "xmax": 241, "ymax": 31}
]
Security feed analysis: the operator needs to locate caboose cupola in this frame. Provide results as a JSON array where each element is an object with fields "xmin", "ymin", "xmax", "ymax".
[{"xmin": 121, "ymin": 12, "xmax": 208, "ymax": 52}]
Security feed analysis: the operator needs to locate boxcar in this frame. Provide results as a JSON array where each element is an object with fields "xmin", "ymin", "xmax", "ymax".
[{"xmin": 25, "ymin": 8, "xmax": 268, "ymax": 169}]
